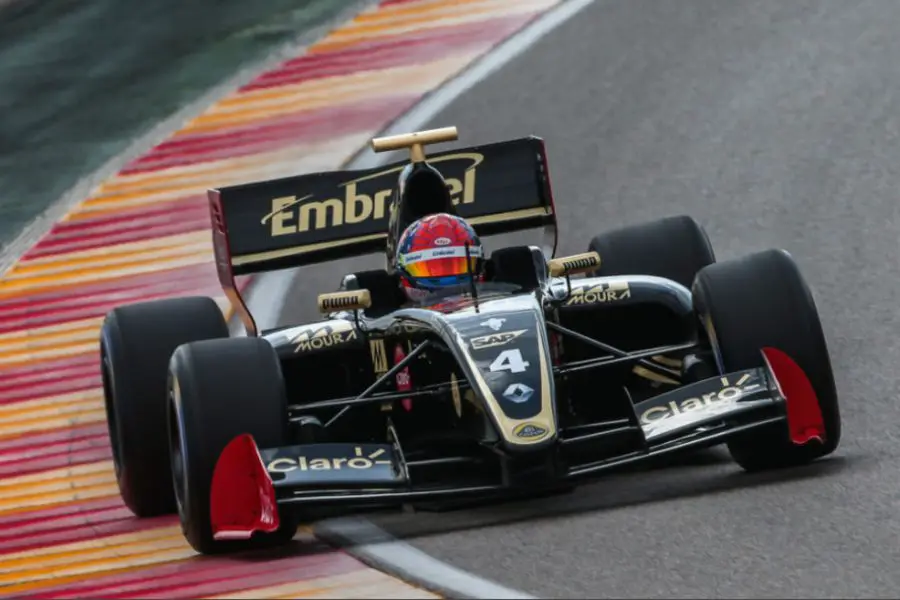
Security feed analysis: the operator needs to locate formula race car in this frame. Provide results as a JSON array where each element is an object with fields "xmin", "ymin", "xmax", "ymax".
[{"xmin": 99, "ymin": 126, "xmax": 841, "ymax": 555}]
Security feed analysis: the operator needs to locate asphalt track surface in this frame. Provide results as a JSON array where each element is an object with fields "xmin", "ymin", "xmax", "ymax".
[{"xmin": 278, "ymin": 1, "xmax": 900, "ymax": 597}]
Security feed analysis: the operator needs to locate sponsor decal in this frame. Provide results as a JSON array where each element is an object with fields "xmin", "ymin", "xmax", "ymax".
[
  {"xmin": 481, "ymin": 318, "xmax": 506, "ymax": 331},
  {"xmin": 565, "ymin": 281, "xmax": 631, "ymax": 306},
  {"xmin": 394, "ymin": 344, "xmax": 413, "ymax": 412},
  {"xmin": 435, "ymin": 237, "xmax": 451, "ymax": 246},
  {"xmin": 267, "ymin": 446, "xmax": 392, "ymax": 473},
  {"xmin": 470, "ymin": 329, "xmax": 527, "ymax": 350},
  {"xmin": 639, "ymin": 373, "xmax": 762, "ymax": 425},
  {"xmin": 512, "ymin": 422, "xmax": 549, "ymax": 440},
  {"xmin": 399, "ymin": 245, "xmax": 483, "ymax": 265},
  {"xmin": 322, "ymin": 297, "xmax": 353, "ymax": 311},
  {"xmin": 396, "ymin": 370, "xmax": 411, "ymax": 388},
  {"xmin": 261, "ymin": 153, "xmax": 482, "ymax": 237},
  {"xmin": 370, "ymin": 339, "xmax": 388, "ymax": 374},
  {"xmin": 503, "ymin": 383, "xmax": 534, "ymax": 404},
  {"xmin": 560, "ymin": 254, "xmax": 600, "ymax": 272},
  {"xmin": 489, "ymin": 348, "xmax": 530, "ymax": 373},
  {"xmin": 318, "ymin": 290, "xmax": 369, "ymax": 312},
  {"xmin": 291, "ymin": 323, "xmax": 358, "ymax": 353}
]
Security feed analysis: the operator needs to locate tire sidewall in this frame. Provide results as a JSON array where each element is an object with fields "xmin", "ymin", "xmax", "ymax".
[
  {"xmin": 100, "ymin": 311, "xmax": 175, "ymax": 516},
  {"xmin": 167, "ymin": 337, "xmax": 295, "ymax": 554},
  {"xmin": 693, "ymin": 250, "xmax": 840, "ymax": 467},
  {"xmin": 589, "ymin": 215, "xmax": 716, "ymax": 288},
  {"xmin": 99, "ymin": 297, "xmax": 229, "ymax": 517}
]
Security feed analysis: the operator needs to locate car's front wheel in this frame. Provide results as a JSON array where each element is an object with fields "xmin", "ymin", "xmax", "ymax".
[
  {"xmin": 167, "ymin": 336, "xmax": 297, "ymax": 555},
  {"xmin": 692, "ymin": 249, "xmax": 841, "ymax": 470}
]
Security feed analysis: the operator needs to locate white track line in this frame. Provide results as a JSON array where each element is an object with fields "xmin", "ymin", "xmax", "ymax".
[
  {"xmin": 245, "ymin": 0, "xmax": 601, "ymax": 598},
  {"xmin": 313, "ymin": 517, "xmax": 536, "ymax": 600}
]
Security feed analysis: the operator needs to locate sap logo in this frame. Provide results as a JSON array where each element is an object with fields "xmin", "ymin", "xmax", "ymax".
[
  {"xmin": 565, "ymin": 282, "xmax": 631, "ymax": 306},
  {"xmin": 266, "ymin": 447, "xmax": 391, "ymax": 473},
  {"xmin": 470, "ymin": 329, "xmax": 527, "ymax": 350}
]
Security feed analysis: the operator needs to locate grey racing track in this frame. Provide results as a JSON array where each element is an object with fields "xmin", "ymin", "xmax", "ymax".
[{"xmin": 278, "ymin": 1, "xmax": 900, "ymax": 597}]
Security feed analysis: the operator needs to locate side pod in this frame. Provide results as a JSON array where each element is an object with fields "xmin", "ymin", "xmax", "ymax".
[
  {"xmin": 761, "ymin": 347, "xmax": 826, "ymax": 445},
  {"xmin": 210, "ymin": 434, "xmax": 280, "ymax": 541}
]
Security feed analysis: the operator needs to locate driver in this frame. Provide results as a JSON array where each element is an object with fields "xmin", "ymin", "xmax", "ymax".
[{"xmin": 395, "ymin": 213, "xmax": 485, "ymax": 301}]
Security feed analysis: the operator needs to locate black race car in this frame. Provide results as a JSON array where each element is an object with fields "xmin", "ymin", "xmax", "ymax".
[{"xmin": 99, "ymin": 126, "xmax": 840, "ymax": 555}]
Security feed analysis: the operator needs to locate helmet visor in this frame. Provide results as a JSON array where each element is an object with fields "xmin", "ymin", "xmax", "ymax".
[{"xmin": 399, "ymin": 245, "xmax": 483, "ymax": 279}]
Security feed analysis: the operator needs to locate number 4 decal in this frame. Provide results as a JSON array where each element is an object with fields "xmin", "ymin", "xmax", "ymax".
[{"xmin": 489, "ymin": 349, "xmax": 530, "ymax": 373}]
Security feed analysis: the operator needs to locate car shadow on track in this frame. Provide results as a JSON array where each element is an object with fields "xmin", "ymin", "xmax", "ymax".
[
  {"xmin": 210, "ymin": 527, "xmax": 339, "ymax": 562},
  {"xmin": 317, "ymin": 448, "xmax": 855, "ymax": 546}
]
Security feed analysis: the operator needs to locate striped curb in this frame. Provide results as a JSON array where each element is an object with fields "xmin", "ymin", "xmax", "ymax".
[{"xmin": 0, "ymin": 0, "xmax": 562, "ymax": 597}]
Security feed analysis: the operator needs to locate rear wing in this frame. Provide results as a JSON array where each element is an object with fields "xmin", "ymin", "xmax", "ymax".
[
  {"xmin": 209, "ymin": 133, "xmax": 557, "ymax": 335},
  {"xmin": 209, "ymin": 136, "xmax": 556, "ymax": 274}
]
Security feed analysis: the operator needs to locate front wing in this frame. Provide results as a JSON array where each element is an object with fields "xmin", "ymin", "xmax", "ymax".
[{"xmin": 208, "ymin": 348, "xmax": 826, "ymax": 540}]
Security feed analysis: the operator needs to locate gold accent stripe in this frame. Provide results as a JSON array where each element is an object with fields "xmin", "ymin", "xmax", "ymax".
[
  {"xmin": 651, "ymin": 354, "xmax": 683, "ymax": 368},
  {"xmin": 632, "ymin": 365, "xmax": 680, "ymax": 386}
]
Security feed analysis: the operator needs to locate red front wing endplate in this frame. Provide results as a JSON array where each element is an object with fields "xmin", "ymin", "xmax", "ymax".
[
  {"xmin": 761, "ymin": 346, "xmax": 826, "ymax": 445},
  {"xmin": 210, "ymin": 434, "xmax": 280, "ymax": 541}
]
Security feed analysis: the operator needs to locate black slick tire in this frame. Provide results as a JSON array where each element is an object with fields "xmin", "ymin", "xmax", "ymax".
[
  {"xmin": 588, "ymin": 215, "xmax": 716, "ymax": 288},
  {"xmin": 692, "ymin": 249, "xmax": 841, "ymax": 471},
  {"xmin": 99, "ymin": 296, "xmax": 229, "ymax": 517},
  {"xmin": 167, "ymin": 336, "xmax": 296, "ymax": 555}
]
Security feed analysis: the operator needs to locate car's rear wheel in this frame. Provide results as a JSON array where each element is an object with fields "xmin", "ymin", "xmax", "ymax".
[
  {"xmin": 692, "ymin": 249, "xmax": 841, "ymax": 470},
  {"xmin": 99, "ymin": 297, "xmax": 229, "ymax": 517},
  {"xmin": 588, "ymin": 214, "xmax": 716, "ymax": 288},
  {"xmin": 168, "ymin": 337, "xmax": 297, "ymax": 555},
  {"xmin": 587, "ymin": 215, "xmax": 717, "ymax": 385}
]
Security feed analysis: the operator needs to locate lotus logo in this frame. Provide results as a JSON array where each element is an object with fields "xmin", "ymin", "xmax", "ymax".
[{"xmin": 512, "ymin": 422, "xmax": 548, "ymax": 440}]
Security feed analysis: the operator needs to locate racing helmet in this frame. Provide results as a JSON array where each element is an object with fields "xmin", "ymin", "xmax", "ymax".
[{"xmin": 396, "ymin": 213, "xmax": 484, "ymax": 298}]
